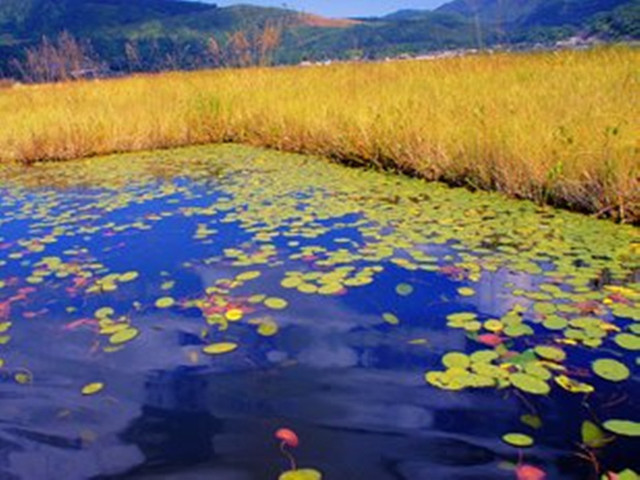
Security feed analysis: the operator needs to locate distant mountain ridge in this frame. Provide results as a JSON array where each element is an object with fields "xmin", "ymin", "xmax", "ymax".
[
  {"xmin": 0, "ymin": 0, "xmax": 638, "ymax": 80},
  {"xmin": 436, "ymin": 0, "xmax": 632, "ymax": 27}
]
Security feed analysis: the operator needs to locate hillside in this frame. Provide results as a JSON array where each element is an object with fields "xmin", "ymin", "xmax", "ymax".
[
  {"xmin": 0, "ymin": 0, "xmax": 638, "ymax": 79},
  {"xmin": 436, "ymin": 0, "xmax": 632, "ymax": 27}
]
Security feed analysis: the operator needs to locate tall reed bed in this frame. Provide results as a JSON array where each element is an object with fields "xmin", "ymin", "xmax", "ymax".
[{"xmin": 0, "ymin": 47, "xmax": 637, "ymax": 220}]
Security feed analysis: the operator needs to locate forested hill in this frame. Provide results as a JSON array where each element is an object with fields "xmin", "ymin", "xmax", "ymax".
[{"xmin": 0, "ymin": 0, "xmax": 638, "ymax": 81}]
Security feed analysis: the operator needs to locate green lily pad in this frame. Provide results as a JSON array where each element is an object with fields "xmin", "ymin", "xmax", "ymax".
[
  {"xmin": 442, "ymin": 352, "xmax": 470, "ymax": 369},
  {"xmin": 203, "ymin": 342, "xmax": 238, "ymax": 355},
  {"xmin": 109, "ymin": 327, "xmax": 139, "ymax": 344},
  {"xmin": 95, "ymin": 307, "xmax": 115, "ymax": 319},
  {"xmin": 534, "ymin": 345, "xmax": 566, "ymax": 362},
  {"xmin": 510, "ymin": 373, "xmax": 550, "ymax": 395},
  {"xmin": 155, "ymin": 297, "xmax": 175, "ymax": 309},
  {"xmin": 581, "ymin": 420, "xmax": 609, "ymax": 448},
  {"xmin": 521, "ymin": 414, "xmax": 542, "ymax": 429},
  {"xmin": 395, "ymin": 283, "xmax": 414, "ymax": 296},
  {"xmin": 236, "ymin": 270, "xmax": 261, "ymax": 281},
  {"xmin": 502, "ymin": 433, "xmax": 534, "ymax": 447},
  {"xmin": 119, "ymin": 271, "xmax": 139, "ymax": 282},
  {"xmin": 592, "ymin": 358, "xmax": 630, "ymax": 382},
  {"xmin": 447, "ymin": 312, "xmax": 477, "ymax": 323},
  {"xmin": 382, "ymin": 313, "xmax": 399, "ymax": 325},
  {"xmin": 504, "ymin": 324, "xmax": 534, "ymax": 337},
  {"xmin": 602, "ymin": 419, "xmax": 640, "ymax": 437},
  {"xmin": 279, "ymin": 469, "xmax": 323, "ymax": 480},
  {"xmin": 542, "ymin": 316, "xmax": 568, "ymax": 330},
  {"xmin": 458, "ymin": 287, "xmax": 475, "ymax": 297},
  {"xmin": 81, "ymin": 382, "xmax": 104, "ymax": 396},
  {"xmin": 264, "ymin": 297, "xmax": 288, "ymax": 310},
  {"xmin": 614, "ymin": 333, "xmax": 640, "ymax": 351}
]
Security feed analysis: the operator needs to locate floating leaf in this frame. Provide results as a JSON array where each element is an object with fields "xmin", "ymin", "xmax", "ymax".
[
  {"xmin": 614, "ymin": 333, "xmax": 640, "ymax": 351},
  {"xmin": 95, "ymin": 307, "xmax": 114, "ymax": 319},
  {"xmin": 601, "ymin": 469, "xmax": 639, "ymax": 480},
  {"xmin": 225, "ymin": 309, "xmax": 244, "ymax": 321},
  {"xmin": 542, "ymin": 316, "xmax": 568, "ymax": 330},
  {"xmin": 602, "ymin": 420, "xmax": 640, "ymax": 437},
  {"xmin": 521, "ymin": 414, "xmax": 542, "ymax": 430},
  {"xmin": 382, "ymin": 313, "xmax": 399, "ymax": 325},
  {"xmin": 236, "ymin": 271, "xmax": 261, "ymax": 281},
  {"xmin": 203, "ymin": 342, "xmax": 238, "ymax": 355},
  {"xmin": 264, "ymin": 297, "xmax": 288, "ymax": 310},
  {"xmin": 15, "ymin": 372, "xmax": 32, "ymax": 384},
  {"xmin": 81, "ymin": 382, "xmax": 104, "ymax": 396},
  {"xmin": 484, "ymin": 319, "xmax": 504, "ymax": 332},
  {"xmin": 155, "ymin": 297, "xmax": 175, "ymax": 309},
  {"xmin": 279, "ymin": 469, "xmax": 322, "ymax": 480},
  {"xmin": 510, "ymin": 373, "xmax": 550, "ymax": 395},
  {"xmin": 504, "ymin": 324, "xmax": 534, "ymax": 337},
  {"xmin": 502, "ymin": 433, "xmax": 534, "ymax": 447},
  {"xmin": 395, "ymin": 283, "xmax": 414, "ymax": 296},
  {"xmin": 119, "ymin": 271, "xmax": 139, "ymax": 282},
  {"xmin": 458, "ymin": 287, "xmax": 475, "ymax": 297},
  {"xmin": 581, "ymin": 420, "xmax": 609, "ymax": 448},
  {"xmin": 109, "ymin": 327, "xmax": 139, "ymax": 344},
  {"xmin": 534, "ymin": 346, "xmax": 566, "ymax": 362},
  {"xmin": 257, "ymin": 320, "xmax": 279, "ymax": 337},
  {"xmin": 447, "ymin": 312, "xmax": 477, "ymax": 323},
  {"xmin": 554, "ymin": 375, "xmax": 594, "ymax": 394},
  {"xmin": 442, "ymin": 352, "xmax": 470, "ymax": 369},
  {"xmin": 592, "ymin": 358, "xmax": 630, "ymax": 382}
]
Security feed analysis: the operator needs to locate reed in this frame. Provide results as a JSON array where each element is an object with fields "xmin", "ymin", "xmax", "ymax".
[{"xmin": 0, "ymin": 47, "xmax": 637, "ymax": 221}]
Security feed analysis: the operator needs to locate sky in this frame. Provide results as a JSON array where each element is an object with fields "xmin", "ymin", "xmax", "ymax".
[{"xmin": 211, "ymin": 1, "xmax": 449, "ymax": 18}]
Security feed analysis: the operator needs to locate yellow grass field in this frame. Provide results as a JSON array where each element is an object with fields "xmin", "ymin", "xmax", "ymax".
[{"xmin": 0, "ymin": 47, "xmax": 638, "ymax": 221}]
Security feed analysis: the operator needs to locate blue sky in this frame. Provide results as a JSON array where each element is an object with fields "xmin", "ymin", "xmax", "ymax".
[{"xmin": 211, "ymin": 1, "xmax": 449, "ymax": 18}]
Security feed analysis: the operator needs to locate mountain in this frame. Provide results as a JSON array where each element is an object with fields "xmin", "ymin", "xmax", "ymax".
[
  {"xmin": 0, "ymin": 0, "xmax": 638, "ymax": 80},
  {"xmin": 436, "ymin": 0, "xmax": 632, "ymax": 27}
]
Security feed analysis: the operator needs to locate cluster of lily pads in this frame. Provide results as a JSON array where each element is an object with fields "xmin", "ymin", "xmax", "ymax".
[{"xmin": 0, "ymin": 144, "xmax": 638, "ymax": 478}]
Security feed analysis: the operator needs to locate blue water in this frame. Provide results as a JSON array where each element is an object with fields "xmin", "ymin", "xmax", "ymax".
[{"xmin": 0, "ymin": 146, "xmax": 637, "ymax": 480}]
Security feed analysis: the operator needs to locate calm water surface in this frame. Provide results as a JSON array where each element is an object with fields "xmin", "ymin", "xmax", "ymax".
[{"xmin": 0, "ymin": 145, "xmax": 638, "ymax": 480}]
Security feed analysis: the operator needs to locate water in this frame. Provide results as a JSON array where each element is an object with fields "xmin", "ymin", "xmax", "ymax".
[{"xmin": 0, "ymin": 145, "xmax": 638, "ymax": 480}]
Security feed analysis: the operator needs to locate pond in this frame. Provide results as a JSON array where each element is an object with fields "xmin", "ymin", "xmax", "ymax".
[{"xmin": 0, "ymin": 144, "xmax": 638, "ymax": 480}]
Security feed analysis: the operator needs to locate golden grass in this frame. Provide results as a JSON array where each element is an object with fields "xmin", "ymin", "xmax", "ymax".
[{"xmin": 0, "ymin": 47, "xmax": 638, "ymax": 221}]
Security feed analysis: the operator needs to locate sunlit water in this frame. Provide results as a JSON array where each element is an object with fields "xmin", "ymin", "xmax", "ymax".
[{"xmin": 0, "ymin": 145, "xmax": 638, "ymax": 480}]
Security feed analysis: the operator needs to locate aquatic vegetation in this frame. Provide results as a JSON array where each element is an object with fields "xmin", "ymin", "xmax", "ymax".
[
  {"xmin": 0, "ymin": 48, "xmax": 638, "ymax": 220},
  {"xmin": 0, "ymin": 144, "xmax": 637, "ymax": 477},
  {"xmin": 275, "ymin": 428, "xmax": 323, "ymax": 480}
]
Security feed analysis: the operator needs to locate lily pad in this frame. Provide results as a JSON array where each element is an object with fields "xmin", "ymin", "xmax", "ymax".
[
  {"xmin": 554, "ymin": 374, "xmax": 594, "ymax": 394},
  {"xmin": 395, "ymin": 283, "xmax": 414, "ymax": 296},
  {"xmin": 614, "ymin": 333, "xmax": 640, "ymax": 351},
  {"xmin": 279, "ymin": 469, "xmax": 323, "ymax": 480},
  {"xmin": 155, "ymin": 297, "xmax": 176, "ymax": 309},
  {"xmin": 509, "ymin": 373, "xmax": 550, "ymax": 395},
  {"xmin": 581, "ymin": 420, "xmax": 609, "ymax": 448},
  {"xmin": 264, "ymin": 297, "xmax": 288, "ymax": 310},
  {"xmin": 203, "ymin": 342, "xmax": 238, "ymax": 355},
  {"xmin": 442, "ymin": 352, "xmax": 470, "ymax": 369},
  {"xmin": 109, "ymin": 328, "xmax": 139, "ymax": 344},
  {"xmin": 592, "ymin": 358, "xmax": 630, "ymax": 382},
  {"xmin": 502, "ymin": 433, "xmax": 534, "ymax": 447},
  {"xmin": 602, "ymin": 419, "xmax": 640, "ymax": 437},
  {"xmin": 236, "ymin": 271, "xmax": 261, "ymax": 281},
  {"xmin": 534, "ymin": 345, "xmax": 566, "ymax": 362},
  {"xmin": 81, "ymin": 382, "xmax": 104, "ymax": 396},
  {"xmin": 382, "ymin": 313, "xmax": 400, "ymax": 325},
  {"xmin": 458, "ymin": 287, "xmax": 475, "ymax": 297}
]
